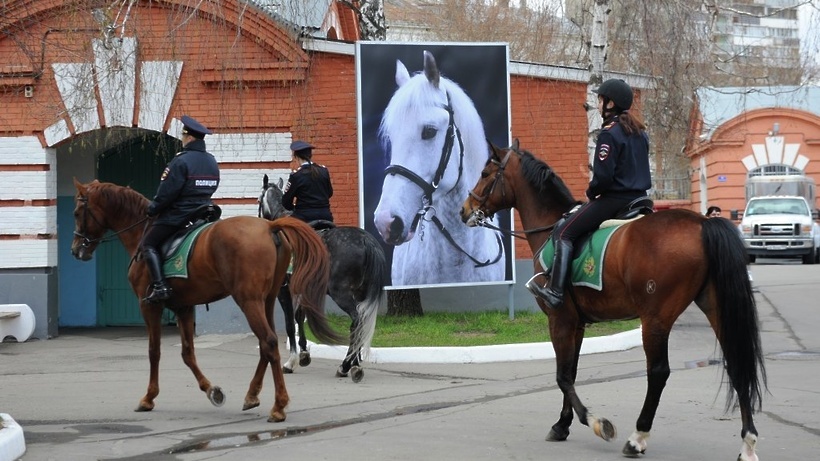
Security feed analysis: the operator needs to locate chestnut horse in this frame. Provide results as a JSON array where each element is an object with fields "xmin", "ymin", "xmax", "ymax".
[
  {"xmin": 460, "ymin": 141, "xmax": 766, "ymax": 460},
  {"xmin": 71, "ymin": 179, "xmax": 343, "ymax": 423}
]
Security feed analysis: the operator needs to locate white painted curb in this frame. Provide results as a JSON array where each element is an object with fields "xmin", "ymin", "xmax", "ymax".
[
  {"xmin": 0, "ymin": 413, "xmax": 25, "ymax": 461},
  {"xmin": 302, "ymin": 327, "xmax": 643, "ymax": 364}
]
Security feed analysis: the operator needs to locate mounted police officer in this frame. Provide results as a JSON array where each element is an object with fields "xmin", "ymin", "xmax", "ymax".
[
  {"xmin": 141, "ymin": 115, "xmax": 220, "ymax": 303},
  {"xmin": 528, "ymin": 79, "xmax": 652, "ymax": 308},
  {"xmin": 282, "ymin": 140, "xmax": 334, "ymax": 223}
]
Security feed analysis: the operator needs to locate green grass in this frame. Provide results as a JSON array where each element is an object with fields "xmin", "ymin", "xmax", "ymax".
[{"xmin": 306, "ymin": 311, "xmax": 640, "ymax": 348}]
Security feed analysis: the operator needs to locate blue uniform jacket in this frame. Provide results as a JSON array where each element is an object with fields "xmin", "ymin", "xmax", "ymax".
[
  {"xmin": 282, "ymin": 162, "xmax": 333, "ymax": 222},
  {"xmin": 587, "ymin": 116, "xmax": 652, "ymax": 200},
  {"xmin": 147, "ymin": 139, "xmax": 220, "ymax": 226}
]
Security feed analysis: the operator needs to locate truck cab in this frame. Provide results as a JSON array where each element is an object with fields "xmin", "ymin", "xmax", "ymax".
[{"xmin": 738, "ymin": 196, "xmax": 820, "ymax": 264}]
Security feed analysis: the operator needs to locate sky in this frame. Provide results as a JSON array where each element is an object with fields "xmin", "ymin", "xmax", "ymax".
[{"xmin": 799, "ymin": 1, "xmax": 820, "ymax": 67}]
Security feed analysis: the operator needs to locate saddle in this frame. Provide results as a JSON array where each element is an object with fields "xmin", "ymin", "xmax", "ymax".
[
  {"xmin": 159, "ymin": 203, "xmax": 222, "ymax": 258},
  {"xmin": 555, "ymin": 195, "xmax": 654, "ymax": 249},
  {"xmin": 307, "ymin": 220, "xmax": 336, "ymax": 232},
  {"xmin": 536, "ymin": 196, "xmax": 654, "ymax": 290}
]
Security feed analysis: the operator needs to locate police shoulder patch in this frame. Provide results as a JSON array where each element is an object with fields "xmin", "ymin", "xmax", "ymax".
[
  {"xmin": 603, "ymin": 121, "xmax": 616, "ymax": 130},
  {"xmin": 597, "ymin": 143, "xmax": 610, "ymax": 161}
]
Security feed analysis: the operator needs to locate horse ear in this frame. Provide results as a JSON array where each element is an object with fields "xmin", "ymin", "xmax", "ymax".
[
  {"xmin": 512, "ymin": 138, "xmax": 520, "ymax": 151},
  {"xmin": 423, "ymin": 50, "xmax": 440, "ymax": 88},
  {"xmin": 396, "ymin": 59, "xmax": 410, "ymax": 87},
  {"xmin": 263, "ymin": 174, "xmax": 269, "ymax": 189},
  {"xmin": 73, "ymin": 177, "xmax": 86, "ymax": 194},
  {"xmin": 277, "ymin": 177, "xmax": 284, "ymax": 189}
]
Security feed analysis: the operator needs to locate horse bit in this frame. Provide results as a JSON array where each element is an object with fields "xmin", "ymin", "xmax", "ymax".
[{"xmin": 383, "ymin": 91, "xmax": 502, "ymax": 268}]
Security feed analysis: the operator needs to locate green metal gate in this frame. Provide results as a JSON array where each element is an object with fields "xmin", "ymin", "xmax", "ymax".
[{"xmin": 96, "ymin": 133, "xmax": 179, "ymax": 325}]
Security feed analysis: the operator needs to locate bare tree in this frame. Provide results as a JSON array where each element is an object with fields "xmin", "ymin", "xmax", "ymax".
[{"xmin": 414, "ymin": 0, "xmax": 815, "ymax": 200}]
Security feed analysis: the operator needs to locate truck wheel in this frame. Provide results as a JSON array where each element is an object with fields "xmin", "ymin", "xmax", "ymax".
[
  {"xmin": 748, "ymin": 255, "xmax": 756, "ymax": 264},
  {"xmin": 802, "ymin": 251, "xmax": 815, "ymax": 265}
]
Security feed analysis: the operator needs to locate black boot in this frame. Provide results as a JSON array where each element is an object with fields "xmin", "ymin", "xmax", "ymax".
[
  {"xmin": 143, "ymin": 248, "xmax": 172, "ymax": 303},
  {"xmin": 527, "ymin": 240, "xmax": 573, "ymax": 309}
]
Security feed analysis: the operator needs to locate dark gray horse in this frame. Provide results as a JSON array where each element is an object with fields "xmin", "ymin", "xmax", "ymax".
[{"xmin": 259, "ymin": 174, "xmax": 385, "ymax": 382}]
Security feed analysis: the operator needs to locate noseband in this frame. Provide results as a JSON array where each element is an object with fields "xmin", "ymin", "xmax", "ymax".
[{"xmin": 383, "ymin": 91, "xmax": 465, "ymax": 234}]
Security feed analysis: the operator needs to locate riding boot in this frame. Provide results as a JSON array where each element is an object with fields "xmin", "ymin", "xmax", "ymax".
[
  {"xmin": 143, "ymin": 248, "xmax": 172, "ymax": 303},
  {"xmin": 528, "ymin": 240, "xmax": 573, "ymax": 309}
]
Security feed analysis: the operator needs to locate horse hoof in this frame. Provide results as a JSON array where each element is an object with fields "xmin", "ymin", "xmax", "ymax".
[
  {"xmin": 299, "ymin": 351, "xmax": 311, "ymax": 367},
  {"xmin": 545, "ymin": 426, "xmax": 569, "ymax": 442},
  {"xmin": 134, "ymin": 402, "xmax": 154, "ymax": 412},
  {"xmin": 350, "ymin": 366, "xmax": 364, "ymax": 383},
  {"xmin": 335, "ymin": 367, "xmax": 348, "ymax": 378},
  {"xmin": 622, "ymin": 441, "xmax": 645, "ymax": 458},
  {"xmin": 283, "ymin": 366, "xmax": 294, "ymax": 374},
  {"xmin": 593, "ymin": 418, "xmax": 616, "ymax": 441},
  {"xmin": 242, "ymin": 399, "xmax": 260, "ymax": 411},
  {"xmin": 208, "ymin": 386, "xmax": 225, "ymax": 407},
  {"xmin": 268, "ymin": 411, "xmax": 286, "ymax": 423}
]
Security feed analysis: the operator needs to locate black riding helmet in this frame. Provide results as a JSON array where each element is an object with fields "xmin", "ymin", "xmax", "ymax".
[{"xmin": 594, "ymin": 79, "xmax": 633, "ymax": 112}]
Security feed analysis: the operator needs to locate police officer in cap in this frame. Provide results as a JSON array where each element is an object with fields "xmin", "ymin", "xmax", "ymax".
[
  {"xmin": 282, "ymin": 140, "xmax": 333, "ymax": 223},
  {"xmin": 527, "ymin": 79, "xmax": 652, "ymax": 309},
  {"xmin": 141, "ymin": 115, "xmax": 220, "ymax": 303}
]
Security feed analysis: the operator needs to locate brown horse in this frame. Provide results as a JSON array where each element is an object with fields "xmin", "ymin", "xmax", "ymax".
[
  {"xmin": 460, "ymin": 141, "xmax": 766, "ymax": 460},
  {"xmin": 71, "ymin": 179, "xmax": 343, "ymax": 423}
]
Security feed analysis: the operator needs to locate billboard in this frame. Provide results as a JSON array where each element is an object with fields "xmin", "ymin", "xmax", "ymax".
[{"xmin": 357, "ymin": 42, "xmax": 514, "ymax": 289}]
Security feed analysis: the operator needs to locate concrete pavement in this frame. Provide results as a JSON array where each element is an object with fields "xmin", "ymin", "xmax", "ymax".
[{"xmin": 1, "ymin": 260, "xmax": 819, "ymax": 460}]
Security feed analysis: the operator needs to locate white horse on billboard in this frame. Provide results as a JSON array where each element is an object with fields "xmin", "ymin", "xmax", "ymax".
[{"xmin": 373, "ymin": 50, "xmax": 505, "ymax": 286}]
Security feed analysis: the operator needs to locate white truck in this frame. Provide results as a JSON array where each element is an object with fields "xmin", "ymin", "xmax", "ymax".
[{"xmin": 738, "ymin": 195, "xmax": 820, "ymax": 264}]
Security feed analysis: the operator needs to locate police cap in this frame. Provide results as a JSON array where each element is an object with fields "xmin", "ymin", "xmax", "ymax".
[
  {"xmin": 180, "ymin": 115, "xmax": 212, "ymax": 138},
  {"xmin": 290, "ymin": 140, "xmax": 313, "ymax": 152}
]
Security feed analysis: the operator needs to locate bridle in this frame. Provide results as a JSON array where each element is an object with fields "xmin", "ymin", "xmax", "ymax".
[
  {"xmin": 467, "ymin": 147, "xmax": 560, "ymax": 240},
  {"xmin": 383, "ymin": 91, "xmax": 464, "ymax": 236},
  {"xmin": 382, "ymin": 91, "xmax": 502, "ymax": 268},
  {"xmin": 73, "ymin": 195, "xmax": 147, "ymax": 250}
]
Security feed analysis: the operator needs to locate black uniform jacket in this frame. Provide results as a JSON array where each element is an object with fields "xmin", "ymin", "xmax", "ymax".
[
  {"xmin": 147, "ymin": 139, "xmax": 220, "ymax": 226},
  {"xmin": 282, "ymin": 162, "xmax": 333, "ymax": 222},
  {"xmin": 587, "ymin": 116, "xmax": 652, "ymax": 201}
]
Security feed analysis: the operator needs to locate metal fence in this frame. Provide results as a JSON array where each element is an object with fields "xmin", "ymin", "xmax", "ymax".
[{"xmin": 649, "ymin": 175, "xmax": 691, "ymax": 201}]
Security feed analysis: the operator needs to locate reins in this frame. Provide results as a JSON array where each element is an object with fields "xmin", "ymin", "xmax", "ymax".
[
  {"xmin": 468, "ymin": 148, "xmax": 562, "ymax": 240},
  {"xmin": 74, "ymin": 195, "xmax": 149, "ymax": 249}
]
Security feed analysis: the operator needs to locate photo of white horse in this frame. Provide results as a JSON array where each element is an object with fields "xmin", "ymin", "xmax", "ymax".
[{"xmin": 369, "ymin": 48, "xmax": 508, "ymax": 287}]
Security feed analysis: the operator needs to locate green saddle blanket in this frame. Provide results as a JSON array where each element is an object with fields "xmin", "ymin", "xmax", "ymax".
[
  {"xmin": 537, "ymin": 225, "xmax": 620, "ymax": 291},
  {"xmin": 163, "ymin": 222, "xmax": 215, "ymax": 279}
]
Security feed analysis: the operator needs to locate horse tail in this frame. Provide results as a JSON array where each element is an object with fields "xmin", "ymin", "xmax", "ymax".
[
  {"xmin": 350, "ymin": 231, "xmax": 389, "ymax": 361},
  {"xmin": 269, "ymin": 217, "xmax": 344, "ymax": 345},
  {"xmin": 701, "ymin": 217, "xmax": 767, "ymax": 412}
]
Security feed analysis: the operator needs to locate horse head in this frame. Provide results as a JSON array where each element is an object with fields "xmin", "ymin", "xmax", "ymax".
[
  {"xmin": 259, "ymin": 174, "xmax": 290, "ymax": 220},
  {"xmin": 374, "ymin": 50, "xmax": 486, "ymax": 245},
  {"xmin": 71, "ymin": 178, "xmax": 109, "ymax": 261},
  {"xmin": 461, "ymin": 140, "xmax": 519, "ymax": 227}
]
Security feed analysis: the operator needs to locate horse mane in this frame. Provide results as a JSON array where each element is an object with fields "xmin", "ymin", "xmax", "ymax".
[
  {"xmin": 92, "ymin": 182, "xmax": 149, "ymax": 218},
  {"xmin": 518, "ymin": 149, "xmax": 577, "ymax": 211}
]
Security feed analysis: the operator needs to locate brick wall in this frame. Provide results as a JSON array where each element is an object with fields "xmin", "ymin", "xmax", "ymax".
[{"xmin": 0, "ymin": 1, "xmax": 597, "ymax": 267}]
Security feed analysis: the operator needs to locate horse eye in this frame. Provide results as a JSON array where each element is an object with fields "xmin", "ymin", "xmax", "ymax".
[
  {"xmin": 481, "ymin": 169, "xmax": 490, "ymax": 179},
  {"xmin": 421, "ymin": 125, "xmax": 437, "ymax": 140}
]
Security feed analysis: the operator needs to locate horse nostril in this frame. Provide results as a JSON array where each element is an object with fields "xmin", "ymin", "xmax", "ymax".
[{"xmin": 389, "ymin": 216, "xmax": 405, "ymax": 239}]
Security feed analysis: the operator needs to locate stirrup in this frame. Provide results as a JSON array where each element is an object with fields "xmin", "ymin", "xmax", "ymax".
[
  {"xmin": 525, "ymin": 273, "xmax": 562, "ymax": 309},
  {"xmin": 143, "ymin": 283, "xmax": 172, "ymax": 303}
]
